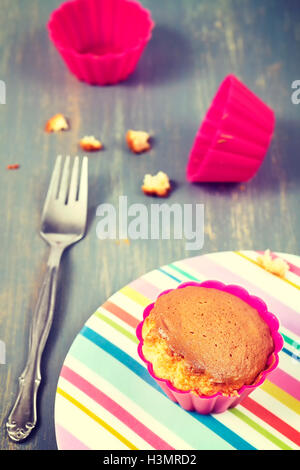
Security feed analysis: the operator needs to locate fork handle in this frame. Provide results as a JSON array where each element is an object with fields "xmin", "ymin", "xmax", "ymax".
[{"xmin": 6, "ymin": 245, "xmax": 64, "ymax": 442}]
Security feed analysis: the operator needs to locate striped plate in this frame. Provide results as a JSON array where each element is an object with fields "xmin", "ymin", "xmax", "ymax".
[{"xmin": 54, "ymin": 250, "xmax": 300, "ymax": 450}]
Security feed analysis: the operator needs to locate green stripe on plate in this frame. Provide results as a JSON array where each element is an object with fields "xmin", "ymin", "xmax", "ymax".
[
  {"xmin": 229, "ymin": 408, "xmax": 293, "ymax": 450},
  {"xmin": 94, "ymin": 310, "xmax": 139, "ymax": 344},
  {"xmin": 169, "ymin": 263, "xmax": 201, "ymax": 281}
]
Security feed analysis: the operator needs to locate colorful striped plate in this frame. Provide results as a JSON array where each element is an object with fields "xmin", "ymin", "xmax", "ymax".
[{"xmin": 54, "ymin": 250, "xmax": 300, "ymax": 450}]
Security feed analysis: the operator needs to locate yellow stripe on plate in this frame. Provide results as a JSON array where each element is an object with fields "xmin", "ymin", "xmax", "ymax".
[
  {"xmin": 261, "ymin": 381, "xmax": 300, "ymax": 415},
  {"xmin": 119, "ymin": 286, "xmax": 151, "ymax": 307},
  {"xmin": 57, "ymin": 387, "xmax": 139, "ymax": 450}
]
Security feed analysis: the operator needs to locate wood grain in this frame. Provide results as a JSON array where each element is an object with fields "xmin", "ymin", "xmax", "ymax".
[{"xmin": 0, "ymin": 0, "xmax": 299, "ymax": 450}]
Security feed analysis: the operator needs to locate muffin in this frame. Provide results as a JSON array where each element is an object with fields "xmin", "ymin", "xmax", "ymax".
[{"xmin": 137, "ymin": 281, "xmax": 283, "ymax": 413}]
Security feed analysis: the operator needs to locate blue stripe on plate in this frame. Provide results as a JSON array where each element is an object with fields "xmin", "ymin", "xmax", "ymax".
[
  {"xmin": 73, "ymin": 325, "xmax": 255, "ymax": 450},
  {"xmin": 282, "ymin": 347, "xmax": 300, "ymax": 362},
  {"xmin": 158, "ymin": 267, "xmax": 182, "ymax": 283}
]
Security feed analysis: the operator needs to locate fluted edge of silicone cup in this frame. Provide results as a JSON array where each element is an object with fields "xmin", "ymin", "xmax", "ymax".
[
  {"xmin": 47, "ymin": 0, "xmax": 155, "ymax": 55},
  {"xmin": 136, "ymin": 280, "xmax": 283, "ymax": 414},
  {"xmin": 47, "ymin": 0, "xmax": 155, "ymax": 85}
]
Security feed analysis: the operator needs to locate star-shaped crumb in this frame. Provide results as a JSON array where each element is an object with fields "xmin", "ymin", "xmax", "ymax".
[
  {"xmin": 79, "ymin": 135, "xmax": 103, "ymax": 151},
  {"xmin": 257, "ymin": 250, "xmax": 289, "ymax": 278},
  {"xmin": 126, "ymin": 129, "xmax": 151, "ymax": 153},
  {"xmin": 142, "ymin": 171, "xmax": 171, "ymax": 197}
]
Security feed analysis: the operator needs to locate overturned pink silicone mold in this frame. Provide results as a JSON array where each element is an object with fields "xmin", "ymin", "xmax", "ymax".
[
  {"xmin": 47, "ymin": 0, "xmax": 155, "ymax": 85},
  {"xmin": 186, "ymin": 75, "xmax": 276, "ymax": 182},
  {"xmin": 136, "ymin": 281, "xmax": 283, "ymax": 414}
]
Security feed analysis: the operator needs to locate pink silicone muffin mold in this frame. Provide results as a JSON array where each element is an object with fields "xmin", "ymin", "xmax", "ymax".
[
  {"xmin": 186, "ymin": 75, "xmax": 276, "ymax": 183},
  {"xmin": 47, "ymin": 0, "xmax": 155, "ymax": 85},
  {"xmin": 136, "ymin": 280, "xmax": 283, "ymax": 414}
]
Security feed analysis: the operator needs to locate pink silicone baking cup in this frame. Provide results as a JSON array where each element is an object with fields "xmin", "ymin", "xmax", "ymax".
[
  {"xmin": 47, "ymin": 0, "xmax": 155, "ymax": 85},
  {"xmin": 136, "ymin": 281, "xmax": 283, "ymax": 414},
  {"xmin": 186, "ymin": 75, "xmax": 276, "ymax": 182}
]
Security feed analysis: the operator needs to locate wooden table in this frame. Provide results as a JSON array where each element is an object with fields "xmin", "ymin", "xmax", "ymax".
[{"xmin": 0, "ymin": 0, "xmax": 299, "ymax": 450}]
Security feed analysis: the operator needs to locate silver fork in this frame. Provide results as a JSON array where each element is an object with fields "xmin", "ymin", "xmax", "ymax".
[{"xmin": 6, "ymin": 155, "xmax": 88, "ymax": 442}]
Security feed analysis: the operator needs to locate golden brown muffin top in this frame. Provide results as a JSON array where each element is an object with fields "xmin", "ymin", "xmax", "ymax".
[{"xmin": 150, "ymin": 286, "xmax": 274, "ymax": 387}]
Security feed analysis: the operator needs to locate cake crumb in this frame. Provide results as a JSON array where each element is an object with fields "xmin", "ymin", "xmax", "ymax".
[
  {"xmin": 142, "ymin": 171, "xmax": 171, "ymax": 197},
  {"xmin": 6, "ymin": 163, "xmax": 20, "ymax": 170},
  {"xmin": 45, "ymin": 113, "xmax": 69, "ymax": 133},
  {"xmin": 126, "ymin": 129, "xmax": 151, "ymax": 153},
  {"xmin": 79, "ymin": 135, "xmax": 103, "ymax": 151},
  {"xmin": 257, "ymin": 249, "xmax": 289, "ymax": 278}
]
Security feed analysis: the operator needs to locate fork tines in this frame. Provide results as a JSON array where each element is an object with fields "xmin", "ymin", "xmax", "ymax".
[{"xmin": 44, "ymin": 155, "xmax": 88, "ymax": 208}]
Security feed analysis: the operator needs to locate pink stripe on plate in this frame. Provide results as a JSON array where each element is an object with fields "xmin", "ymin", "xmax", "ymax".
[
  {"xmin": 55, "ymin": 423, "xmax": 90, "ymax": 450},
  {"xmin": 129, "ymin": 277, "xmax": 161, "ymax": 300},
  {"xmin": 256, "ymin": 251, "xmax": 300, "ymax": 278},
  {"xmin": 61, "ymin": 365, "xmax": 174, "ymax": 450},
  {"xmin": 268, "ymin": 368, "xmax": 300, "ymax": 401},
  {"xmin": 184, "ymin": 255, "xmax": 300, "ymax": 336}
]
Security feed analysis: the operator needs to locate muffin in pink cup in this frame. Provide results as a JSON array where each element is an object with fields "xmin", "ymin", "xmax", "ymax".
[
  {"xmin": 186, "ymin": 75, "xmax": 276, "ymax": 182},
  {"xmin": 136, "ymin": 281, "xmax": 283, "ymax": 414},
  {"xmin": 47, "ymin": 0, "xmax": 155, "ymax": 85}
]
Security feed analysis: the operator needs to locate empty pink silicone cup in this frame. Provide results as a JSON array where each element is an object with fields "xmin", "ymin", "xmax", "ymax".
[
  {"xmin": 136, "ymin": 281, "xmax": 283, "ymax": 414},
  {"xmin": 47, "ymin": 0, "xmax": 155, "ymax": 85},
  {"xmin": 186, "ymin": 75, "xmax": 276, "ymax": 182}
]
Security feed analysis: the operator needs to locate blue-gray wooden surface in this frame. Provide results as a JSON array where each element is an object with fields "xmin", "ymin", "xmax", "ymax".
[{"xmin": 0, "ymin": 0, "xmax": 299, "ymax": 450}]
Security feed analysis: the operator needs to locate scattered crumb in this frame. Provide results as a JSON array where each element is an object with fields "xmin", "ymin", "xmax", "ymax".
[
  {"xmin": 79, "ymin": 135, "xmax": 103, "ymax": 151},
  {"xmin": 45, "ymin": 113, "xmax": 69, "ymax": 133},
  {"xmin": 220, "ymin": 133, "xmax": 233, "ymax": 140},
  {"xmin": 217, "ymin": 133, "xmax": 233, "ymax": 144},
  {"xmin": 257, "ymin": 249, "xmax": 289, "ymax": 278},
  {"xmin": 6, "ymin": 164, "xmax": 20, "ymax": 170},
  {"xmin": 142, "ymin": 171, "xmax": 171, "ymax": 197},
  {"xmin": 126, "ymin": 129, "xmax": 151, "ymax": 153}
]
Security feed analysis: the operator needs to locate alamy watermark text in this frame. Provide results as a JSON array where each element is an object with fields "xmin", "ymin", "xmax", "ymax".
[
  {"xmin": 0, "ymin": 80, "xmax": 6, "ymax": 104},
  {"xmin": 96, "ymin": 196, "xmax": 204, "ymax": 251},
  {"xmin": 291, "ymin": 80, "xmax": 300, "ymax": 104}
]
